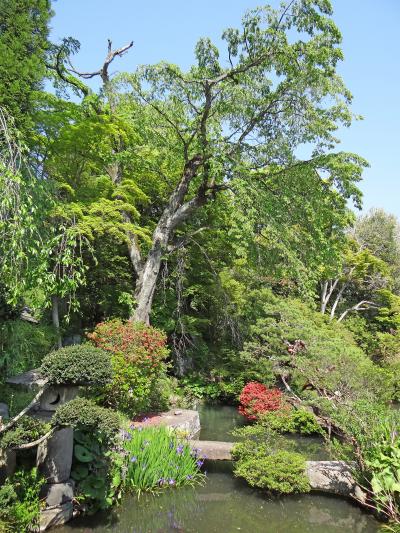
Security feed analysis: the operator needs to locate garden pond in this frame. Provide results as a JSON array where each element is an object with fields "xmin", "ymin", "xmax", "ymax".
[{"xmin": 57, "ymin": 404, "xmax": 380, "ymax": 533}]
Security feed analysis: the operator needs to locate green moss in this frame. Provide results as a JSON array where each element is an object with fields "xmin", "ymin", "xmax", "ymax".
[
  {"xmin": 52, "ymin": 397, "xmax": 120, "ymax": 441},
  {"xmin": 40, "ymin": 344, "xmax": 112, "ymax": 386}
]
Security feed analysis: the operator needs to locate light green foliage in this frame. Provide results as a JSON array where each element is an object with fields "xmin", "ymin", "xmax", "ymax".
[
  {"xmin": 234, "ymin": 450, "xmax": 310, "ymax": 494},
  {"xmin": 259, "ymin": 408, "xmax": 323, "ymax": 436},
  {"xmin": 0, "ymin": 416, "xmax": 50, "ymax": 450},
  {"xmin": 52, "ymin": 397, "xmax": 120, "ymax": 442},
  {"xmin": 0, "ymin": 320, "xmax": 57, "ymax": 378},
  {"xmin": 40, "ymin": 344, "xmax": 112, "ymax": 386},
  {"xmin": 120, "ymin": 426, "xmax": 205, "ymax": 494},
  {"xmin": 0, "ymin": 468, "xmax": 44, "ymax": 532}
]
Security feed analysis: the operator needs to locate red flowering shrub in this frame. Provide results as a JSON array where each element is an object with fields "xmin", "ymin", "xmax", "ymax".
[
  {"xmin": 239, "ymin": 382, "xmax": 283, "ymax": 420},
  {"xmin": 87, "ymin": 319, "xmax": 169, "ymax": 416}
]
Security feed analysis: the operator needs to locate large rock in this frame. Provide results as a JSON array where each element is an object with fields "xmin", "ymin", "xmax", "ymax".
[
  {"xmin": 306, "ymin": 461, "xmax": 367, "ymax": 503},
  {"xmin": 0, "ymin": 403, "xmax": 9, "ymax": 420},
  {"xmin": 0, "ymin": 448, "xmax": 16, "ymax": 484},
  {"xmin": 134, "ymin": 410, "xmax": 201, "ymax": 438},
  {"xmin": 36, "ymin": 428, "xmax": 73, "ymax": 483},
  {"xmin": 39, "ymin": 502, "xmax": 73, "ymax": 531},
  {"xmin": 41, "ymin": 480, "xmax": 74, "ymax": 507},
  {"xmin": 190, "ymin": 440, "xmax": 233, "ymax": 460}
]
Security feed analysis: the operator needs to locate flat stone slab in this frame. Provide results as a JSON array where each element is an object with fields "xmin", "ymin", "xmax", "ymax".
[
  {"xmin": 189, "ymin": 440, "xmax": 368, "ymax": 504},
  {"xmin": 6, "ymin": 369, "xmax": 47, "ymax": 389},
  {"xmin": 190, "ymin": 440, "xmax": 234, "ymax": 460},
  {"xmin": 132, "ymin": 410, "xmax": 201, "ymax": 438}
]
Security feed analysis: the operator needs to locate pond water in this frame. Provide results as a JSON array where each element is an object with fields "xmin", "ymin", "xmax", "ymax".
[{"xmin": 58, "ymin": 404, "xmax": 379, "ymax": 533}]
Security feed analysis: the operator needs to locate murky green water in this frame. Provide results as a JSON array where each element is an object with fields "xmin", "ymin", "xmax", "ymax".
[{"xmin": 58, "ymin": 405, "xmax": 379, "ymax": 533}]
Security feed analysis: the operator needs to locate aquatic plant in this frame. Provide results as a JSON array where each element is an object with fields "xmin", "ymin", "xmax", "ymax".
[{"xmin": 120, "ymin": 425, "xmax": 205, "ymax": 494}]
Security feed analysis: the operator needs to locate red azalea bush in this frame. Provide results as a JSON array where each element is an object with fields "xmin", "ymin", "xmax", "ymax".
[
  {"xmin": 239, "ymin": 382, "xmax": 284, "ymax": 420},
  {"xmin": 87, "ymin": 319, "xmax": 169, "ymax": 416}
]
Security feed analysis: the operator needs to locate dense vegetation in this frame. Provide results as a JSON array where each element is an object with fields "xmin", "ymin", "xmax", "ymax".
[{"xmin": 0, "ymin": 0, "xmax": 399, "ymax": 531}]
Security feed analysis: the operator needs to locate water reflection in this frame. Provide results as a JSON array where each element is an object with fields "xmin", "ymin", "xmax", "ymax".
[{"xmin": 58, "ymin": 405, "xmax": 379, "ymax": 533}]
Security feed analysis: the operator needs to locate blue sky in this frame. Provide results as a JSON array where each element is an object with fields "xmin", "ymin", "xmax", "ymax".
[{"xmin": 50, "ymin": 0, "xmax": 400, "ymax": 218}]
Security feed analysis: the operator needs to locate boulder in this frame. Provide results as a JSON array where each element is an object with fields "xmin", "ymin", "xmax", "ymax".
[
  {"xmin": 41, "ymin": 480, "xmax": 74, "ymax": 507},
  {"xmin": 306, "ymin": 461, "xmax": 367, "ymax": 503},
  {"xmin": 39, "ymin": 502, "xmax": 73, "ymax": 531},
  {"xmin": 36, "ymin": 427, "xmax": 73, "ymax": 483},
  {"xmin": 0, "ymin": 448, "xmax": 16, "ymax": 484},
  {"xmin": 0, "ymin": 403, "xmax": 9, "ymax": 420}
]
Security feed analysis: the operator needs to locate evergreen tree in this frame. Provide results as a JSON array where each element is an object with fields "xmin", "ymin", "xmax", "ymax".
[{"xmin": 0, "ymin": 0, "xmax": 52, "ymax": 134}]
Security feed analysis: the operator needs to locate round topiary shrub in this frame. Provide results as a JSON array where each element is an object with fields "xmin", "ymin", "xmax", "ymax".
[
  {"xmin": 40, "ymin": 344, "xmax": 112, "ymax": 386},
  {"xmin": 52, "ymin": 397, "xmax": 120, "ymax": 441}
]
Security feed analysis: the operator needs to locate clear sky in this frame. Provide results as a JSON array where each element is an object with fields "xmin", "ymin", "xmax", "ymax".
[{"xmin": 49, "ymin": 0, "xmax": 400, "ymax": 218}]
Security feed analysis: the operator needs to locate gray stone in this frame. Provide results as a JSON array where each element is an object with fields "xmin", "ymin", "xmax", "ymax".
[
  {"xmin": 39, "ymin": 502, "xmax": 73, "ymax": 531},
  {"xmin": 133, "ymin": 409, "xmax": 201, "ymax": 438},
  {"xmin": 0, "ymin": 403, "xmax": 9, "ymax": 420},
  {"xmin": 6, "ymin": 368, "xmax": 47, "ymax": 389},
  {"xmin": 305, "ymin": 461, "xmax": 367, "ymax": 503},
  {"xmin": 41, "ymin": 480, "xmax": 74, "ymax": 507},
  {"xmin": 37, "ymin": 427, "xmax": 73, "ymax": 483},
  {"xmin": 39, "ymin": 385, "xmax": 80, "ymax": 412},
  {"xmin": 0, "ymin": 448, "xmax": 16, "ymax": 484},
  {"xmin": 190, "ymin": 440, "xmax": 234, "ymax": 460}
]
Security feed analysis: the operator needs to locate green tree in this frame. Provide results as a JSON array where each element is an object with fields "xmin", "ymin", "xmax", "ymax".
[
  {"xmin": 0, "ymin": 0, "xmax": 52, "ymax": 135},
  {"xmin": 54, "ymin": 0, "xmax": 366, "ymax": 325}
]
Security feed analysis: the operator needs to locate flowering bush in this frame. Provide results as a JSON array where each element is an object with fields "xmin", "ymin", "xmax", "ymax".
[
  {"xmin": 119, "ymin": 425, "xmax": 205, "ymax": 494},
  {"xmin": 87, "ymin": 319, "xmax": 169, "ymax": 416},
  {"xmin": 239, "ymin": 382, "xmax": 283, "ymax": 420}
]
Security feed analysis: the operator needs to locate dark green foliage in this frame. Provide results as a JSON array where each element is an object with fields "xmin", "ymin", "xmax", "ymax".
[
  {"xmin": 0, "ymin": 416, "xmax": 50, "ymax": 449},
  {"xmin": 70, "ymin": 429, "xmax": 122, "ymax": 512},
  {"xmin": 52, "ymin": 397, "xmax": 120, "ymax": 442},
  {"xmin": 0, "ymin": 320, "xmax": 58, "ymax": 378},
  {"xmin": 40, "ymin": 344, "xmax": 112, "ymax": 385},
  {"xmin": 0, "ymin": 468, "xmax": 44, "ymax": 532},
  {"xmin": 0, "ymin": 385, "xmax": 36, "ymax": 418},
  {"xmin": 234, "ymin": 448, "xmax": 310, "ymax": 494},
  {"xmin": 0, "ymin": 0, "xmax": 52, "ymax": 134}
]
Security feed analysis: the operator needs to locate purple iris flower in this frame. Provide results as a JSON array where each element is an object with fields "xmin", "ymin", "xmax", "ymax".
[
  {"xmin": 176, "ymin": 444, "xmax": 184, "ymax": 455},
  {"xmin": 169, "ymin": 478, "xmax": 175, "ymax": 485},
  {"xmin": 130, "ymin": 456, "xmax": 137, "ymax": 463}
]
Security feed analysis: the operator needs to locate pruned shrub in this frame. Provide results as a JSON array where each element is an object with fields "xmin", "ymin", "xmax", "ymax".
[
  {"xmin": 259, "ymin": 408, "xmax": 323, "ymax": 435},
  {"xmin": 40, "ymin": 344, "xmax": 112, "ymax": 386},
  {"xmin": 234, "ymin": 449, "xmax": 310, "ymax": 494},
  {"xmin": 87, "ymin": 319, "xmax": 169, "ymax": 415},
  {"xmin": 239, "ymin": 382, "xmax": 283, "ymax": 420},
  {"xmin": 52, "ymin": 398, "xmax": 120, "ymax": 441}
]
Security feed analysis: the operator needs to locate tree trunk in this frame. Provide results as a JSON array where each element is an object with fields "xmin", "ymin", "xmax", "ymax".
[{"xmin": 51, "ymin": 295, "xmax": 62, "ymax": 348}]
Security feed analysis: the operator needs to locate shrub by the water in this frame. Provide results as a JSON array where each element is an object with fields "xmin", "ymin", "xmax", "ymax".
[
  {"xmin": 259, "ymin": 408, "xmax": 323, "ymax": 435},
  {"xmin": 52, "ymin": 397, "xmax": 120, "ymax": 442},
  {"xmin": 40, "ymin": 344, "xmax": 112, "ymax": 386},
  {"xmin": 87, "ymin": 319, "xmax": 169, "ymax": 416},
  {"xmin": 239, "ymin": 382, "xmax": 283, "ymax": 420},
  {"xmin": 234, "ymin": 449, "xmax": 310, "ymax": 494},
  {"xmin": 120, "ymin": 425, "xmax": 205, "ymax": 494}
]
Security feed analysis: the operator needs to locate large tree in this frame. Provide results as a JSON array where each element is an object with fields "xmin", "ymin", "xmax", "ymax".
[
  {"xmin": 0, "ymin": 0, "xmax": 52, "ymax": 135},
  {"xmin": 51, "ymin": 0, "xmax": 366, "ymax": 324}
]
